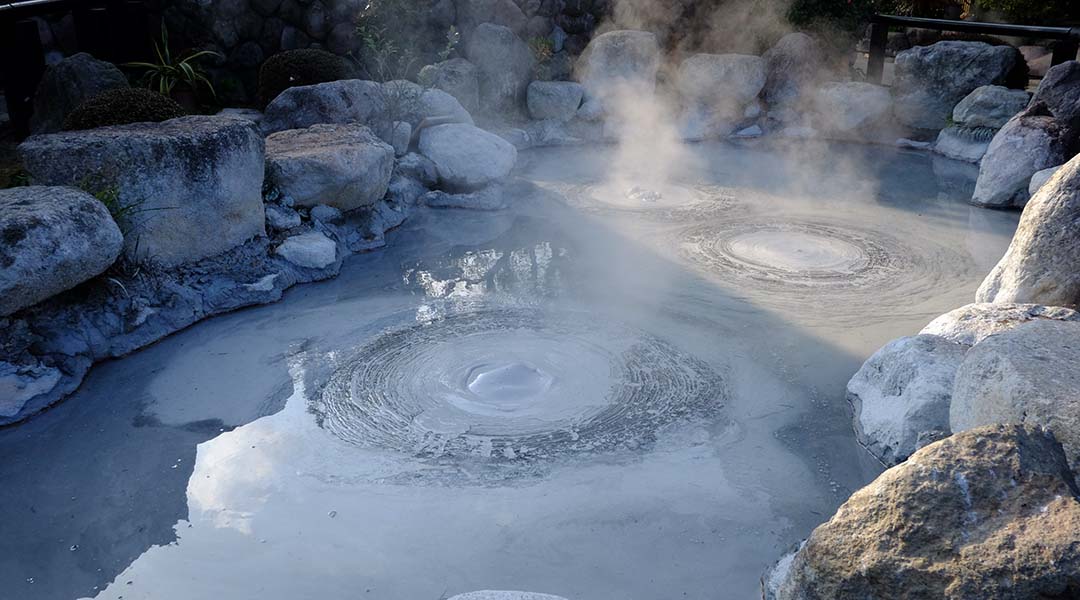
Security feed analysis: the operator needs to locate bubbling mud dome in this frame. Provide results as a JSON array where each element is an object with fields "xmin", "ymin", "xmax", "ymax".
[
  {"xmin": 675, "ymin": 213, "xmax": 976, "ymax": 320},
  {"xmin": 545, "ymin": 182, "xmax": 739, "ymax": 221},
  {"xmin": 313, "ymin": 308, "xmax": 727, "ymax": 462}
]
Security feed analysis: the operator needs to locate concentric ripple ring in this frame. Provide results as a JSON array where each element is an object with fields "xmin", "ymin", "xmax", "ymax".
[{"xmin": 313, "ymin": 309, "xmax": 726, "ymax": 461}]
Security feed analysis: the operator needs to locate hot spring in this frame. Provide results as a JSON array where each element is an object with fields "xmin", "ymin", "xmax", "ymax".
[{"xmin": 0, "ymin": 140, "xmax": 1018, "ymax": 599}]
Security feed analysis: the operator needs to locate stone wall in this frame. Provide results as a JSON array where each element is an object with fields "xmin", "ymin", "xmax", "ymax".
[{"xmin": 150, "ymin": 0, "xmax": 610, "ymax": 103}]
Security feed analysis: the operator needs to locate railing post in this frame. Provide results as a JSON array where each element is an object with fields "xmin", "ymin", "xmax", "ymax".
[
  {"xmin": 1051, "ymin": 32, "xmax": 1079, "ymax": 67},
  {"xmin": 866, "ymin": 20, "xmax": 888, "ymax": 85}
]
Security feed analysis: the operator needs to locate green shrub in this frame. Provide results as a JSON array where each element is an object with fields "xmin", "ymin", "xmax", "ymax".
[
  {"xmin": 257, "ymin": 49, "xmax": 349, "ymax": 108},
  {"xmin": 62, "ymin": 88, "xmax": 185, "ymax": 131}
]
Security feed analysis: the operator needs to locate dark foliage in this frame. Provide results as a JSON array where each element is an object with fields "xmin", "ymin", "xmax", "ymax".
[
  {"xmin": 256, "ymin": 49, "xmax": 349, "ymax": 108},
  {"xmin": 62, "ymin": 88, "xmax": 186, "ymax": 131}
]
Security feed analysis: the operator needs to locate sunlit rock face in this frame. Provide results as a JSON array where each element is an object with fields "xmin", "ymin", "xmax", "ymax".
[
  {"xmin": 766, "ymin": 424, "xmax": 1080, "ymax": 600},
  {"xmin": 313, "ymin": 308, "xmax": 727, "ymax": 462}
]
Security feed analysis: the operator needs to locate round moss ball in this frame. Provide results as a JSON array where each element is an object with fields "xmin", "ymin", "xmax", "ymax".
[
  {"xmin": 62, "ymin": 88, "xmax": 186, "ymax": 131},
  {"xmin": 257, "ymin": 48, "xmax": 350, "ymax": 108}
]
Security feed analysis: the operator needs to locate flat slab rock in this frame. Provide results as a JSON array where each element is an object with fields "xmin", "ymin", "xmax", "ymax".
[
  {"xmin": 18, "ymin": 115, "xmax": 265, "ymax": 266},
  {"xmin": 921, "ymin": 302, "xmax": 1080, "ymax": 346},
  {"xmin": 0, "ymin": 186, "xmax": 122, "ymax": 317},
  {"xmin": 274, "ymin": 231, "xmax": 338, "ymax": 270},
  {"xmin": 766, "ymin": 424, "xmax": 1080, "ymax": 600}
]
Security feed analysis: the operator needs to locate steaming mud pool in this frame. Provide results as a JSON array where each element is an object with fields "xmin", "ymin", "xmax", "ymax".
[{"xmin": 0, "ymin": 140, "xmax": 1019, "ymax": 599}]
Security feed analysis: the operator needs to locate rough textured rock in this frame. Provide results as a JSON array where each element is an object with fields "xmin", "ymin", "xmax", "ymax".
[
  {"xmin": 464, "ymin": 23, "xmax": 534, "ymax": 114},
  {"xmin": 892, "ymin": 42, "xmax": 1020, "ymax": 130},
  {"xmin": 265, "ymin": 203, "xmax": 302, "ymax": 232},
  {"xmin": 527, "ymin": 81, "xmax": 584, "ymax": 121},
  {"xmin": 0, "ymin": 186, "xmax": 123, "ymax": 316},
  {"xmin": 422, "ymin": 185, "xmax": 507, "ymax": 210},
  {"xmin": 577, "ymin": 30, "xmax": 660, "ymax": 103},
  {"xmin": 1029, "ymin": 164, "xmax": 1063, "ymax": 196},
  {"xmin": 933, "ymin": 126, "xmax": 996, "ymax": 163},
  {"xmin": 394, "ymin": 152, "xmax": 439, "ymax": 187},
  {"xmin": 761, "ymin": 32, "xmax": 823, "ymax": 110},
  {"xmin": 1030, "ymin": 60, "xmax": 1080, "ymax": 130},
  {"xmin": 951, "ymin": 320, "xmax": 1080, "ymax": 472},
  {"xmin": 767, "ymin": 424, "xmax": 1080, "ymax": 600},
  {"xmin": 977, "ymin": 154, "xmax": 1080, "ymax": 305},
  {"xmin": 261, "ymin": 79, "xmax": 385, "ymax": 134},
  {"xmin": 447, "ymin": 593, "xmax": 568, "ymax": 600},
  {"xmin": 812, "ymin": 82, "xmax": 892, "ymax": 136},
  {"xmin": 266, "ymin": 124, "xmax": 394, "ymax": 212},
  {"xmin": 0, "ymin": 361, "xmax": 63, "ymax": 420},
  {"xmin": 847, "ymin": 335, "xmax": 967, "ymax": 466},
  {"xmin": 275, "ymin": 231, "xmax": 337, "ymax": 269},
  {"xmin": 971, "ymin": 108, "xmax": 1072, "ymax": 208},
  {"xmin": 19, "ymin": 116, "xmax": 265, "ymax": 266},
  {"xmin": 389, "ymin": 121, "xmax": 411, "ymax": 156},
  {"xmin": 418, "ymin": 58, "xmax": 481, "ymax": 114},
  {"xmin": 455, "ymin": 0, "xmax": 528, "ymax": 37},
  {"xmin": 921, "ymin": 302, "xmax": 1080, "ymax": 346},
  {"xmin": 418, "ymin": 123, "xmax": 517, "ymax": 190},
  {"xmin": 30, "ymin": 52, "xmax": 128, "ymax": 134},
  {"xmin": 677, "ymin": 53, "xmax": 765, "ymax": 119},
  {"xmin": 952, "ymin": 85, "xmax": 1029, "ymax": 129}
]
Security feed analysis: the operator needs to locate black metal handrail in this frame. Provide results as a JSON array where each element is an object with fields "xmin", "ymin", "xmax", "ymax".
[{"xmin": 866, "ymin": 14, "xmax": 1080, "ymax": 84}]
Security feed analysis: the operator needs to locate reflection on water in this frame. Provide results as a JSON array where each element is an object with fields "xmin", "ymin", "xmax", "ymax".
[{"xmin": 0, "ymin": 141, "xmax": 1019, "ymax": 600}]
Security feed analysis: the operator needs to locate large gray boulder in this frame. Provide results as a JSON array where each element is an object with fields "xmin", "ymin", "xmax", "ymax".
[
  {"xmin": 29, "ymin": 52, "xmax": 128, "ymax": 134},
  {"xmin": 19, "ymin": 115, "xmax": 265, "ymax": 266},
  {"xmin": 265, "ymin": 124, "xmax": 395, "ymax": 211},
  {"xmin": 951, "ymin": 320, "xmax": 1080, "ymax": 473},
  {"xmin": 454, "ymin": 0, "xmax": 528, "ymax": 38},
  {"xmin": 275, "ymin": 231, "xmax": 337, "ymax": 270},
  {"xmin": 1029, "ymin": 164, "xmax": 1064, "ymax": 197},
  {"xmin": 761, "ymin": 32, "xmax": 824, "ymax": 110},
  {"xmin": 0, "ymin": 186, "xmax": 123, "ymax": 316},
  {"xmin": 677, "ymin": 53, "xmax": 765, "ymax": 115},
  {"xmin": 419, "ymin": 123, "xmax": 517, "ymax": 190},
  {"xmin": 977, "ymin": 154, "xmax": 1080, "ymax": 306},
  {"xmin": 261, "ymin": 79, "xmax": 385, "ymax": 134},
  {"xmin": 971, "ymin": 108, "xmax": 1072, "ymax": 208},
  {"xmin": 576, "ymin": 30, "xmax": 660, "ymax": 104},
  {"xmin": 766, "ymin": 424, "xmax": 1080, "ymax": 600},
  {"xmin": 847, "ymin": 335, "xmax": 967, "ymax": 466},
  {"xmin": 464, "ymin": 23, "xmax": 534, "ymax": 115},
  {"xmin": 952, "ymin": 85, "xmax": 1030, "ymax": 129},
  {"xmin": 812, "ymin": 82, "xmax": 892, "ymax": 137},
  {"xmin": 1030, "ymin": 60, "xmax": 1080, "ymax": 130},
  {"xmin": 892, "ymin": 41, "xmax": 1020, "ymax": 130},
  {"xmin": 380, "ymin": 80, "xmax": 475, "ymax": 128},
  {"xmin": 418, "ymin": 58, "xmax": 481, "ymax": 114},
  {"xmin": 527, "ymin": 81, "xmax": 584, "ymax": 121},
  {"xmin": 921, "ymin": 302, "xmax": 1080, "ymax": 345}
]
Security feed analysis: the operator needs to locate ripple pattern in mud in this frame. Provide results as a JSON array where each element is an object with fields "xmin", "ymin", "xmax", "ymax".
[
  {"xmin": 677, "ymin": 217, "xmax": 974, "ymax": 316},
  {"xmin": 314, "ymin": 309, "xmax": 726, "ymax": 461},
  {"xmin": 553, "ymin": 182, "xmax": 738, "ymax": 221}
]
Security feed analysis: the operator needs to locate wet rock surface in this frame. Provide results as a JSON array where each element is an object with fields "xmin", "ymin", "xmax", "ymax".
[
  {"xmin": 978, "ymin": 154, "xmax": 1080, "ymax": 305},
  {"xmin": 766, "ymin": 424, "xmax": 1080, "ymax": 600},
  {"xmin": 18, "ymin": 115, "xmax": 266, "ymax": 266},
  {"xmin": 951, "ymin": 320, "xmax": 1080, "ymax": 474},
  {"xmin": 0, "ymin": 186, "xmax": 122, "ymax": 317}
]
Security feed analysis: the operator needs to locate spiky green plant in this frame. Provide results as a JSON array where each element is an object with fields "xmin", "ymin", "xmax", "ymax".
[{"xmin": 125, "ymin": 23, "xmax": 222, "ymax": 98}]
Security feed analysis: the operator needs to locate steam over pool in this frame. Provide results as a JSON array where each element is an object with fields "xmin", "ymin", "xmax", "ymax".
[{"xmin": 0, "ymin": 141, "xmax": 1019, "ymax": 600}]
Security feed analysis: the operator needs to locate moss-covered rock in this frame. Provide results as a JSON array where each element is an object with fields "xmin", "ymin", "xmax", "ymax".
[
  {"xmin": 257, "ymin": 48, "xmax": 349, "ymax": 108},
  {"xmin": 62, "ymin": 88, "xmax": 185, "ymax": 132}
]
